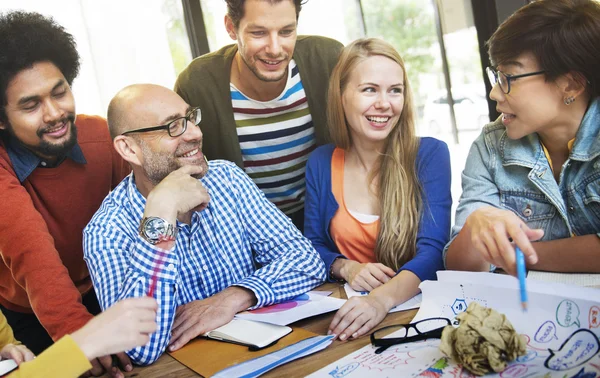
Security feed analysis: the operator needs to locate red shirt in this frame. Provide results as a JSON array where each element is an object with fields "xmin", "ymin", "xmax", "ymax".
[{"xmin": 0, "ymin": 115, "xmax": 130, "ymax": 340}]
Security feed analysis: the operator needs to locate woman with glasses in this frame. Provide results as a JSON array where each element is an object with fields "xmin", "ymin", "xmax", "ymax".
[
  {"xmin": 304, "ymin": 38, "xmax": 451, "ymax": 340},
  {"xmin": 445, "ymin": 0, "xmax": 600, "ymax": 275}
]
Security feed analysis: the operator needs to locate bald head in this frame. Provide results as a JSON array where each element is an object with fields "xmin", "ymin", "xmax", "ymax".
[{"xmin": 107, "ymin": 84, "xmax": 187, "ymax": 139}]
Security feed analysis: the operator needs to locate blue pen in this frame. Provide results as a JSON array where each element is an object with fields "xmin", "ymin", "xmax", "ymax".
[{"xmin": 515, "ymin": 247, "xmax": 528, "ymax": 311}]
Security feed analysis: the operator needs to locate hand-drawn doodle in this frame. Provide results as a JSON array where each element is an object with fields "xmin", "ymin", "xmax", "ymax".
[
  {"xmin": 545, "ymin": 329, "xmax": 600, "ymax": 371},
  {"xmin": 416, "ymin": 357, "xmax": 449, "ymax": 378},
  {"xmin": 556, "ymin": 300, "xmax": 581, "ymax": 328},
  {"xmin": 516, "ymin": 350, "xmax": 538, "ymax": 363},
  {"xmin": 499, "ymin": 364, "xmax": 529, "ymax": 378},
  {"xmin": 351, "ymin": 349, "xmax": 414, "ymax": 372},
  {"xmin": 327, "ymin": 362, "xmax": 360, "ymax": 378},
  {"xmin": 590, "ymin": 306, "xmax": 600, "ymax": 329},
  {"xmin": 534, "ymin": 321, "xmax": 558, "ymax": 343},
  {"xmin": 570, "ymin": 366, "xmax": 598, "ymax": 378},
  {"xmin": 451, "ymin": 299, "xmax": 467, "ymax": 315},
  {"xmin": 248, "ymin": 293, "xmax": 310, "ymax": 313}
]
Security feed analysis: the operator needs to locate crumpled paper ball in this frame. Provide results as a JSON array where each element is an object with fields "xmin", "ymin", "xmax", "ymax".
[{"xmin": 439, "ymin": 302, "xmax": 526, "ymax": 376}]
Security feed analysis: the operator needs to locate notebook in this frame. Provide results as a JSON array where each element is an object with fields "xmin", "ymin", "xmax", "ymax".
[
  {"xmin": 204, "ymin": 318, "xmax": 292, "ymax": 349},
  {"xmin": 0, "ymin": 359, "xmax": 17, "ymax": 375},
  {"xmin": 169, "ymin": 326, "xmax": 319, "ymax": 377}
]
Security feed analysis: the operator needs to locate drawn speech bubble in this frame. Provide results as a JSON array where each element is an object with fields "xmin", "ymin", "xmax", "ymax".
[
  {"xmin": 545, "ymin": 329, "xmax": 600, "ymax": 371},
  {"xmin": 516, "ymin": 350, "xmax": 538, "ymax": 363},
  {"xmin": 350, "ymin": 348, "xmax": 414, "ymax": 372},
  {"xmin": 534, "ymin": 321, "xmax": 558, "ymax": 343},
  {"xmin": 589, "ymin": 306, "xmax": 600, "ymax": 329},
  {"xmin": 556, "ymin": 300, "xmax": 581, "ymax": 328},
  {"xmin": 328, "ymin": 362, "xmax": 360, "ymax": 378},
  {"xmin": 499, "ymin": 364, "xmax": 528, "ymax": 378}
]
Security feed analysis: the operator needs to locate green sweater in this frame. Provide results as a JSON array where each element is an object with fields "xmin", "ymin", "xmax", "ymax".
[{"xmin": 174, "ymin": 35, "xmax": 343, "ymax": 168}]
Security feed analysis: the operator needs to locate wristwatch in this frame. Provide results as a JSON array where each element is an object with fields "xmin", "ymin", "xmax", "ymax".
[{"xmin": 139, "ymin": 216, "xmax": 177, "ymax": 244}]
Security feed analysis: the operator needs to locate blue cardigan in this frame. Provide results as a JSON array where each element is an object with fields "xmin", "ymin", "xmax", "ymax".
[{"xmin": 304, "ymin": 138, "xmax": 451, "ymax": 282}]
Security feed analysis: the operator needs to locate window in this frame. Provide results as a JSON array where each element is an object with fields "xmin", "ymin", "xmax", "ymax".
[
  {"xmin": 198, "ymin": 0, "xmax": 364, "ymax": 52},
  {"xmin": 1, "ymin": 0, "xmax": 192, "ymax": 117}
]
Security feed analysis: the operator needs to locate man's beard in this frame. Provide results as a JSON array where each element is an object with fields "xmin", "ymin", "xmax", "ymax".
[
  {"xmin": 241, "ymin": 52, "xmax": 288, "ymax": 83},
  {"xmin": 6, "ymin": 114, "xmax": 78, "ymax": 158},
  {"xmin": 139, "ymin": 141, "xmax": 208, "ymax": 186}
]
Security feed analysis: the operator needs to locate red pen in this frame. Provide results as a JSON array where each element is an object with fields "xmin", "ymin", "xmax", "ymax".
[{"xmin": 147, "ymin": 240, "xmax": 172, "ymax": 297}]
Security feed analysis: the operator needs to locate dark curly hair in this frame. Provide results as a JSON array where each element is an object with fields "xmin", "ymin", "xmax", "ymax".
[
  {"xmin": 0, "ymin": 11, "xmax": 80, "ymax": 123},
  {"xmin": 225, "ymin": 0, "xmax": 307, "ymax": 29}
]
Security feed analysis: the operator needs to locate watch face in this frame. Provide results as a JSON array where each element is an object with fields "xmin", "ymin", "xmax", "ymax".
[{"xmin": 145, "ymin": 217, "xmax": 167, "ymax": 239}]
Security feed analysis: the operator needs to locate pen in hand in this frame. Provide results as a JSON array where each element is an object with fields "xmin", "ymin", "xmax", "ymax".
[{"xmin": 515, "ymin": 247, "xmax": 528, "ymax": 312}]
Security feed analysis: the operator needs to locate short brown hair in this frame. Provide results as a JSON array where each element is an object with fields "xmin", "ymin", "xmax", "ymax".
[
  {"xmin": 488, "ymin": 0, "xmax": 600, "ymax": 97},
  {"xmin": 225, "ymin": 0, "xmax": 306, "ymax": 29}
]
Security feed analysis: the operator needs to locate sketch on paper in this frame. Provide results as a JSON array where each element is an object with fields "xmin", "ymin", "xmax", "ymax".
[
  {"xmin": 307, "ymin": 272, "xmax": 600, "ymax": 378},
  {"xmin": 235, "ymin": 291, "xmax": 345, "ymax": 325}
]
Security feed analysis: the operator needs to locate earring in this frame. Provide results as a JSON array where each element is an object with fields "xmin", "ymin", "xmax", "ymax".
[{"xmin": 564, "ymin": 96, "xmax": 575, "ymax": 105}]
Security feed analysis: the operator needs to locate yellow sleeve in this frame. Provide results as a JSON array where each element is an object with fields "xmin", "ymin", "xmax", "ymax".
[
  {"xmin": 7, "ymin": 335, "xmax": 92, "ymax": 378},
  {"xmin": 0, "ymin": 311, "xmax": 19, "ymax": 347}
]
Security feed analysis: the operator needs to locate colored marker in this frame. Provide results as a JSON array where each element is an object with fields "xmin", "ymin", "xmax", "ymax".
[
  {"xmin": 515, "ymin": 247, "xmax": 528, "ymax": 311},
  {"xmin": 147, "ymin": 250, "xmax": 168, "ymax": 297}
]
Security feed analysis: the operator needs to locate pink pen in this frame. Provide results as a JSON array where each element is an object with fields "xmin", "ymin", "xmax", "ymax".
[{"xmin": 147, "ymin": 248, "xmax": 169, "ymax": 297}]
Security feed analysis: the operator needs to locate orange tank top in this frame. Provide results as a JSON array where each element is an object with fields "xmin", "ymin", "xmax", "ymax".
[{"xmin": 329, "ymin": 148, "xmax": 379, "ymax": 263}]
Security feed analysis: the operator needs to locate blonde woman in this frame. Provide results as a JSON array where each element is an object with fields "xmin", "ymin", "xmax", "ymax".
[{"xmin": 305, "ymin": 38, "xmax": 452, "ymax": 340}]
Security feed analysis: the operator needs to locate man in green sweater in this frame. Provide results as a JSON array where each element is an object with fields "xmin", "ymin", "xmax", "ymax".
[{"xmin": 174, "ymin": 0, "xmax": 343, "ymax": 231}]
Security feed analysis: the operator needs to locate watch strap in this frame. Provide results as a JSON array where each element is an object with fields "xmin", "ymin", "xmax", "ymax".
[{"xmin": 139, "ymin": 216, "xmax": 177, "ymax": 245}]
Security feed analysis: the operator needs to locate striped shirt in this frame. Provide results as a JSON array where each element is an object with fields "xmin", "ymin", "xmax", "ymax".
[
  {"xmin": 231, "ymin": 59, "xmax": 316, "ymax": 215},
  {"xmin": 83, "ymin": 160, "xmax": 326, "ymax": 365}
]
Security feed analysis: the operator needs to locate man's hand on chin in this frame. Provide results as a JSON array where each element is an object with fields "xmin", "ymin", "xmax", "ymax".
[{"xmin": 167, "ymin": 286, "xmax": 257, "ymax": 351}]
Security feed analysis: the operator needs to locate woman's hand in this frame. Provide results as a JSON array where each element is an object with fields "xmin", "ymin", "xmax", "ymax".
[
  {"xmin": 0, "ymin": 343, "xmax": 34, "ymax": 364},
  {"xmin": 337, "ymin": 260, "xmax": 396, "ymax": 291},
  {"xmin": 328, "ymin": 294, "xmax": 391, "ymax": 341},
  {"xmin": 464, "ymin": 206, "xmax": 544, "ymax": 275},
  {"xmin": 71, "ymin": 296, "xmax": 158, "ymax": 362}
]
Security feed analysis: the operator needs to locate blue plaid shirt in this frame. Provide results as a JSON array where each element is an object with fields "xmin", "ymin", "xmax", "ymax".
[{"xmin": 83, "ymin": 160, "xmax": 326, "ymax": 365}]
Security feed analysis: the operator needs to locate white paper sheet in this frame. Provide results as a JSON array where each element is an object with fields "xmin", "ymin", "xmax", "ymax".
[
  {"xmin": 343, "ymin": 283, "xmax": 422, "ymax": 313},
  {"xmin": 235, "ymin": 291, "xmax": 346, "ymax": 326},
  {"xmin": 309, "ymin": 273, "xmax": 600, "ymax": 378},
  {"xmin": 0, "ymin": 360, "xmax": 16, "ymax": 376},
  {"xmin": 528, "ymin": 270, "xmax": 600, "ymax": 288},
  {"xmin": 438, "ymin": 270, "xmax": 600, "ymax": 300},
  {"xmin": 213, "ymin": 335, "xmax": 334, "ymax": 378}
]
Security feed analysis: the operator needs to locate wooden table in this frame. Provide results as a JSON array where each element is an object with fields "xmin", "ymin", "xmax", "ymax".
[{"xmin": 118, "ymin": 283, "xmax": 418, "ymax": 377}]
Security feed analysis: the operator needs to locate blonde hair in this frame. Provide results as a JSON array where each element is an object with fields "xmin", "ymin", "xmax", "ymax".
[{"xmin": 327, "ymin": 38, "xmax": 421, "ymax": 271}]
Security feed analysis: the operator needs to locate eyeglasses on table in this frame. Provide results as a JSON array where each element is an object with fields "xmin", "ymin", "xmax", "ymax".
[{"xmin": 370, "ymin": 317, "xmax": 451, "ymax": 354}]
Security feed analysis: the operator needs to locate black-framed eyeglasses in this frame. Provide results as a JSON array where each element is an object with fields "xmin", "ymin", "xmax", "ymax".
[
  {"xmin": 486, "ymin": 67, "xmax": 545, "ymax": 95},
  {"xmin": 370, "ymin": 317, "xmax": 451, "ymax": 354},
  {"xmin": 121, "ymin": 107, "xmax": 201, "ymax": 137}
]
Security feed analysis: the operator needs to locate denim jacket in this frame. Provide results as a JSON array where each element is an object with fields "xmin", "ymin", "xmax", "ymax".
[{"xmin": 444, "ymin": 97, "xmax": 600, "ymax": 265}]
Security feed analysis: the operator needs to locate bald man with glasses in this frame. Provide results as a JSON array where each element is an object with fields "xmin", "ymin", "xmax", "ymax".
[{"xmin": 83, "ymin": 84, "xmax": 326, "ymax": 365}]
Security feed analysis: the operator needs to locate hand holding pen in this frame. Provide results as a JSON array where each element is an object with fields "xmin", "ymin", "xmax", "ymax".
[
  {"xmin": 515, "ymin": 247, "xmax": 528, "ymax": 312},
  {"xmin": 463, "ymin": 206, "xmax": 543, "ymax": 275}
]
